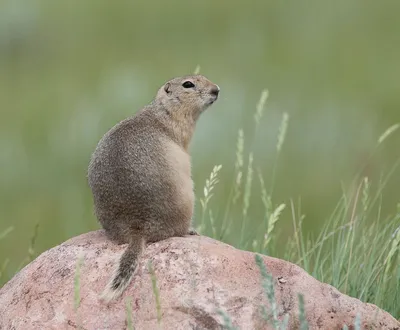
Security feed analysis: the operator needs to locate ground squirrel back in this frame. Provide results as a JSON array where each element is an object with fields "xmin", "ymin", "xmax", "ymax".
[{"xmin": 88, "ymin": 74, "xmax": 220, "ymax": 301}]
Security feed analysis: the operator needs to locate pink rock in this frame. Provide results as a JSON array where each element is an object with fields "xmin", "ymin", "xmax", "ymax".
[{"xmin": 0, "ymin": 230, "xmax": 398, "ymax": 329}]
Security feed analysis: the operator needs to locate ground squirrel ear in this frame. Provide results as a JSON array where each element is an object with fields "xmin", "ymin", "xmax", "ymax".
[{"xmin": 164, "ymin": 83, "xmax": 171, "ymax": 95}]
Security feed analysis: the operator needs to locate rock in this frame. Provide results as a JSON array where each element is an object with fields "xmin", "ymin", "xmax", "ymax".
[{"xmin": 0, "ymin": 230, "xmax": 398, "ymax": 330}]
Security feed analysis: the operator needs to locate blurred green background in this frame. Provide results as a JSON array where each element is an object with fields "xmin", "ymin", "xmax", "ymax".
[{"xmin": 1, "ymin": 0, "xmax": 399, "ymax": 283}]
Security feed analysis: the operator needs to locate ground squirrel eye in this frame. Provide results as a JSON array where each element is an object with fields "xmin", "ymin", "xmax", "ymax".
[{"xmin": 182, "ymin": 81, "xmax": 195, "ymax": 88}]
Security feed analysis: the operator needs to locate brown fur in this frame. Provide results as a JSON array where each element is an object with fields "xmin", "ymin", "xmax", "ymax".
[{"xmin": 87, "ymin": 75, "xmax": 220, "ymax": 301}]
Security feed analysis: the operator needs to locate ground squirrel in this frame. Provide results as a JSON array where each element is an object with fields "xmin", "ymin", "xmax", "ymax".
[{"xmin": 88, "ymin": 74, "xmax": 220, "ymax": 301}]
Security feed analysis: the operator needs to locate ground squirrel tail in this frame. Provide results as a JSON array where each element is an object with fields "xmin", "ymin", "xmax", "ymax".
[{"xmin": 100, "ymin": 237, "xmax": 145, "ymax": 302}]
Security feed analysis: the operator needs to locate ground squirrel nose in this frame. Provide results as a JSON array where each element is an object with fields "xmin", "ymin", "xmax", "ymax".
[{"xmin": 210, "ymin": 85, "xmax": 220, "ymax": 96}]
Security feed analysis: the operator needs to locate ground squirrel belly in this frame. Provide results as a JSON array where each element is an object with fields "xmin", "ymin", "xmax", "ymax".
[{"xmin": 88, "ymin": 75, "xmax": 220, "ymax": 301}]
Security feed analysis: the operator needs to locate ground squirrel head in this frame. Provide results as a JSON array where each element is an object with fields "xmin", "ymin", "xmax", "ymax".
[{"xmin": 156, "ymin": 74, "xmax": 220, "ymax": 121}]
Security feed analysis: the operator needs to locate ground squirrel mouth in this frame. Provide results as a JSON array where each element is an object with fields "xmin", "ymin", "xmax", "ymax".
[{"xmin": 208, "ymin": 96, "xmax": 218, "ymax": 105}]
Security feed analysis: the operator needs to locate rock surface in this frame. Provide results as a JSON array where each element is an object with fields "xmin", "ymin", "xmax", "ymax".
[{"xmin": 0, "ymin": 230, "xmax": 398, "ymax": 330}]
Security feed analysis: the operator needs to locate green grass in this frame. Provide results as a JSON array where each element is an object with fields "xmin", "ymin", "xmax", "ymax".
[
  {"xmin": 254, "ymin": 253, "xmax": 367, "ymax": 330},
  {"xmin": 125, "ymin": 296, "xmax": 135, "ymax": 330},
  {"xmin": 197, "ymin": 89, "xmax": 400, "ymax": 321},
  {"xmin": 148, "ymin": 260, "xmax": 162, "ymax": 326},
  {"xmin": 216, "ymin": 308, "xmax": 238, "ymax": 330},
  {"xmin": 0, "ymin": 227, "xmax": 14, "ymax": 283},
  {"xmin": 73, "ymin": 255, "xmax": 84, "ymax": 330}
]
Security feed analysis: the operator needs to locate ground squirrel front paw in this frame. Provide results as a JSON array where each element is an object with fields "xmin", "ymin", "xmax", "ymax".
[{"xmin": 188, "ymin": 229, "xmax": 199, "ymax": 235}]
